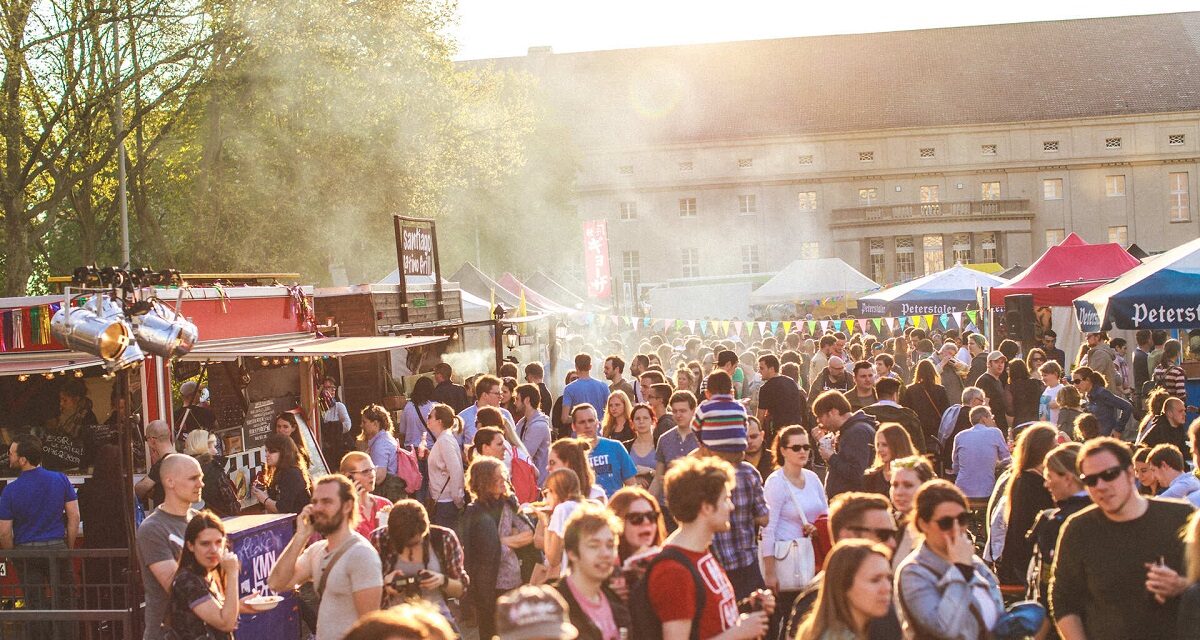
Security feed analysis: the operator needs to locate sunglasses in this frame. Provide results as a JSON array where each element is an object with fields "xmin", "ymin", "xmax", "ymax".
[
  {"xmin": 1071, "ymin": 379, "xmax": 1083, "ymax": 384},
  {"xmin": 845, "ymin": 525, "xmax": 898, "ymax": 543},
  {"xmin": 624, "ymin": 511, "xmax": 658, "ymax": 525},
  {"xmin": 932, "ymin": 512, "xmax": 970, "ymax": 531},
  {"xmin": 1079, "ymin": 465, "xmax": 1126, "ymax": 487},
  {"xmin": 781, "ymin": 444, "xmax": 812, "ymax": 452}
]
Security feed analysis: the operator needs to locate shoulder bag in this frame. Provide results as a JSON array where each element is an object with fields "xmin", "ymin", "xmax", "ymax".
[{"xmin": 766, "ymin": 475, "xmax": 817, "ymax": 591}]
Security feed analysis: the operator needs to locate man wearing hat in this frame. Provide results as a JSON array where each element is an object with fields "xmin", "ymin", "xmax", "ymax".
[
  {"xmin": 974, "ymin": 350, "xmax": 1012, "ymax": 435},
  {"xmin": 692, "ymin": 370, "xmax": 769, "ymax": 600},
  {"xmin": 496, "ymin": 585, "xmax": 579, "ymax": 640}
]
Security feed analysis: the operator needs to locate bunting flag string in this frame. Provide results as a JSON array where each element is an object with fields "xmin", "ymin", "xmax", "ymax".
[{"xmin": 571, "ymin": 309, "xmax": 984, "ymax": 338}]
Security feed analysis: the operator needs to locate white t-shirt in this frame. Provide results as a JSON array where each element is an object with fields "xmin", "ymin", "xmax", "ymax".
[
  {"xmin": 549, "ymin": 499, "xmax": 582, "ymax": 570},
  {"xmin": 1040, "ymin": 383, "xmax": 1064, "ymax": 424},
  {"xmin": 299, "ymin": 533, "xmax": 383, "ymax": 640},
  {"xmin": 760, "ymin": 468, "xmax": 828, "ymax": 558}
]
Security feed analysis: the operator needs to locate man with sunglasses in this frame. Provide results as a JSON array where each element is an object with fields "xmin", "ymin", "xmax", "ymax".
[{"xmin": 1050, "ymin": 437, "xmax": 1193, "ymax": 640}]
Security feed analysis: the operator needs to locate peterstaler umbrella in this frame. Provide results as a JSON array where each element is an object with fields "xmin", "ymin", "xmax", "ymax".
[{"xmin": 1074, "ymin": 237, "xmax": 1200, "ymax": 332}]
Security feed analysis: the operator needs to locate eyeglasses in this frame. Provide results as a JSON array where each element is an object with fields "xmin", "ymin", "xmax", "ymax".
[
  {"xmin": 347, "ymin": 467, "xmax": 376, "ymax": 477},
  {"xmin": 1079, "ymin": 465, "xmax": 1126, "ymax": 487},
  {"xmin": 845, "ymin": 525, "xmax": 899, "ymax": 543},
  {"xmin": 1071, "ymin": 379, "xmax": 1083, "ymax": 384},
  {"xmin": 624, "ymin": 511, "xmax": 658, "ymax": 525},
  {"xmin": 781, "ymin": 444, "xmax": 812, "ymax": 452},
  {"xmin": 932, "ymin": 513, "xmax": 970, "ymax": 531}
]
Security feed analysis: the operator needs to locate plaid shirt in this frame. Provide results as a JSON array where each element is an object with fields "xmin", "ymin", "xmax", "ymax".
[
  {"xmin": 712, "ymin": 461, "xmax": 768, "ymax": 571},
  {"xmin": 369, "ymin": 523, "xmax": 468, "ymax": 607}
]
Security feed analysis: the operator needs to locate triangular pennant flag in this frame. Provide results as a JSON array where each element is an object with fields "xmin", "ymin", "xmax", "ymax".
[
  {"xmin": 966, "ymin": 310, "xmax": 978, "ymax": 325},
  {"xmin": 820, "ymin": 320, "xmax": 830, "ymax": 332},
  {"xmin": 698, "ymin": 320, "xmax": 707, "ymax": 335},
  {"xmin": 846, "ymin": 319, "xmax": 855, "ymax": 334},
  {"xmin": 952, "ymin": 312, "xmax": 963, "ymax": 328},
  {"xmin": 872, "ymin": 318, "xmax": 882, "ymax": 333},
  {"xmin": 884, "ymin": 317, "xmax": 895, "ymax": 330},
  {"xmin": 676, "ymin": 319, "xmax": 685, "ymax": 331},
  {"xmin": 758, "ymin": 321, "xmax": 767, "ymax": 336},
  {"xmin": 770, "ymin": 321, "xmax": 780, "ymax": 334},
  {"xmin": 924, "ymin": 315, "xmax": 934, "ymax": 330},
  {"xmin": 807, "ymin": 320, "xmax": 817, "ymax": 335},
  {"xmin": 908, "ymin": 316, "xmax": 920, "ymax": 328},
  {"xmin": 626, "ymin": 316, "xmax": 634, "ymax": 328},
  {"xmin": 833, "ymin": 319, "xmax": 844, "ymax": 331},
  {"xmin": 899, "ymin": 316, "xmax": 908, "ymax": 328},
  {"xmin": 731, "ymin": 322, "xmax": 741, "ymax": 336},
  {"xmin": 686, "ymin": 320, "xmax": 696, "ymax": 332},
  {"xmin": 721, "ymin": 320, "xmax": 731, "ymax": 335},
  {"xmin": 663, "ymin": 319, "xmax": 673, "ymax": 331},
  {"xmin": 939, "ymin": 314, "xmax": 949, "ymax": 329},
  {"xmin": 782, "ymin": 321, "xmax": 793, "ymax": 334},
  {"xmin": 643, "ymin": 317, "xmax": 651, "ymax": 328}
]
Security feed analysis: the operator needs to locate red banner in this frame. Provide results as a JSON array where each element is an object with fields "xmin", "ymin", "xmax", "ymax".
[{"xmin": 582, "ymin": 219, "xmax": 612, "ymax": 299}]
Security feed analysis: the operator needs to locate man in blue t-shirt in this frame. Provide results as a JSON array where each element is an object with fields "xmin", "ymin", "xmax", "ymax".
[
  {"xmin": 0, "ymin": 434, "xmax": 79, "ymax": 635},
  {"xmin": 560, "ymin": 353, "xmax": 611, "ymax": 426},
  {"xmin": 570, "ymin": 404, "xmax": 636, "ymax": 497}
]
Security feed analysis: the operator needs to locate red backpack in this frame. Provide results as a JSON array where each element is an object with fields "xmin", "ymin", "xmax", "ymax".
[{"xmin": 395, "ymin": 446, "xmax": 424, "ymax": 495}]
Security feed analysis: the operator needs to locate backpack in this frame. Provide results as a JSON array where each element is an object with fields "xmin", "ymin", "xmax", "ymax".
[
  {"xmin": 628, "ymin": 546, "xmax": 708, "ymax": 640},
  {"xmin": 208, "ymin": 462, "xmax": 242, "ymax": 517},
  {"xmin": 395, "ymin": 446, "xmax": 423, "ymax": 494}
]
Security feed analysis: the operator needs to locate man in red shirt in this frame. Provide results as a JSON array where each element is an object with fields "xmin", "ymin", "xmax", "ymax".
[{"xmin": 647, "ymin": 456, "xmax": 772, "ymax": 639}]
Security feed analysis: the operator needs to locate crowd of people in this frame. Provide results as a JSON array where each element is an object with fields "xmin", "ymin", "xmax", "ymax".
[{"xmin": 3, "ymin": 324, "xmax": 1200, "ymax": 640}]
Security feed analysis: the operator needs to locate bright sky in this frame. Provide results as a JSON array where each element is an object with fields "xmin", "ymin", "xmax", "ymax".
[{"xmin": 449, "ymin": 0, "xmax": 1198, "ymax": 60}]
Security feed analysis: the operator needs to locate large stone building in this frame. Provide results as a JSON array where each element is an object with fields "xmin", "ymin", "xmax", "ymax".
[{"xmin": 483, "ymin": 12, "xmax": 1200, "ymax": 307}]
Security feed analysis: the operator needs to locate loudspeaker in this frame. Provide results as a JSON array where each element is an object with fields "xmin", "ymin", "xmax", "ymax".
[{"xmin": 1004, "ymin": 294, "xmax": 1037, "ymax": 352}]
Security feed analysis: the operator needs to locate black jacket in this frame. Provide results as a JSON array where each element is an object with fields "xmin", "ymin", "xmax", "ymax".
[
  {"xmin": 863, "ymin": 401, "xmax": 927, "ymax": 453},
  {"xmin": 554, "ymin": 578, "xmax": 631, "ymax": 640}
]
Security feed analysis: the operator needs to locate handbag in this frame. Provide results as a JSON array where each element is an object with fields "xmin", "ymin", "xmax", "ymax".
[{"xmin": 768, "ymin": 478, "xmax": 817, "ymax": 591}]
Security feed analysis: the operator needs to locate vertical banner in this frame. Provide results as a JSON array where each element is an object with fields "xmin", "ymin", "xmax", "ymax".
[{"xmin": 583, "ymin": 220, "xmax": 612, "ymax": 299}]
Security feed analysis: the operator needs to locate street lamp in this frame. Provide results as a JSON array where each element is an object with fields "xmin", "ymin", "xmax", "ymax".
[{"xmin": 503, "ymin": 325, "xmax": 519, "ymax": 350}]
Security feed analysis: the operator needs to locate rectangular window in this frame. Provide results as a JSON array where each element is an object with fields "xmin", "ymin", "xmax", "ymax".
[
  {"xmin": 952, "ymin": 233, "xmax": 972, "ymax": 264},
  {"xmin": 678, "ymin": 197, "xmax": 697, "ymax": 219},
  {"xmin": 621, "ymin": 251, "xmax": 640, "ymax": 286},
  {"xmin": 738, "ymin": 194, "xmax": 757, "ymax": 214},
  {"xmin": 1107, "ymin": 226, "xmax": 1128, "ymax": 246},
  {"xmin": 741, "ymin": 245, "xmax": 760, "ymax": 274},
  {"xmin": 979, "ymin": 232, "xmax": 998, "ymax": 263},
  {"xmin": 895, "ymin": 237, "xmax": 916, "ymax": 281},
  {"xmin": 919, "ymin": 147, "xmax": 936, "ymax": 158},
  {"xmin": 799, "ymin": 242, "xmax": 820, "ymax": 260},
  {"xmin": 1105, "ymin": 137, "xmax": 1123, "ymax": 149},
  {"xmin": 1045, "ymin": 228, "xmax": 1065, "ymax": 248},
  {"xmin": 859, "ymin": 151, "xmax": 875, "ymax": 162},
  {"xmin": 618, "ymin": 201, "xmax": 637, "ymax": 220},
  {"xmin": 1170, "ymin": 172, "xmax": 1190, "ymax": 222},
  {"xmin": 798, "ymin": 154, "xmax": 814, "ymax": 165},
  {"xmin": 618, "ymin": 165, "xmax": 634, "ymax": 175},
  {"xmin": 737, "ymin": 158, "xmax": 754, "ymax": 169},
  {"xmin": 681, "ymin": 248, "xmax": 700, "ymax": 277},
  {"xmin": 981, "ymin": 182, "xmax": 1001, "ymax": 200},
  {"xmin": 1043, "ymin": 140, "xmax": 1059, "ymax": 152},
  {"xmin": 869, "ymin": 239, "xmax": 886, "ymax": 283},
  {"xmin": 1105, "ymin": 175, "xmax": 1126, "ymax": 197},
  {"xmin": 923, "ymin": 235, "xmax": 945, "ymax": 275},
  {"xmin": 1169, "ymin": 134, "xmax": 1186, "ymax": 146},
  {"xmin": 798, "ymin": 191, "xmax": 818, "ymax": 211},
  {"xmin": 920, "ymin": 185, "xmax": 940, "ymax": 203},
  {"xmin": 678, "ymin": 161, "xmax": 693, "ymax": 172},
  {"xmin": 858, "ymin": 188, "xmax": 878, "ymax": 205},
  {"xmin": 1043, "ymin": 178, "xmax": 1063, "ymax": 200},
  {"xmin": 981, "ymin": 144, "xmax": 998, "ymax": 155}
]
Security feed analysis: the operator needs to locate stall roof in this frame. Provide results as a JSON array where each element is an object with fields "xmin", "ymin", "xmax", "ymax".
[
  {"xmin": 182, "ymin": 334, "xmax": 448, "ymax": 360},
  {"xmin": 1074, "ymin": 236, "xmax": 1200, "ymax": 331},
  {"xmin": 497, "ymin": 273, "xmax": 573, "ymax": 313},
  {"xmin": 990, "ymin": 233, "xmax": 1142, "ymax": 307},
  {"xmin": 858, "ymin": 264, "xmax": 1007, "ymax": 315},
  {"xmin": 0, "ymin": 353, "xmax": 104, "ymax": 376},
  {"xmin": 749, "ymin": 258, "xmax": 879, "ymax": 306}
]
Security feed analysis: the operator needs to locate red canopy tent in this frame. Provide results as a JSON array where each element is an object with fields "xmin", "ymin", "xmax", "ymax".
[{"xmin": 990, "ymin": 233, "xmax": 1141, "ymax": 307}]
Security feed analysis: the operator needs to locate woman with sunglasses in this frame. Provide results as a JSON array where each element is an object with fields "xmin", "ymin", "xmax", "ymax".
[
  {"xmin": 889, "ymin": 455, "xmax": 936, "ymax": 569},
  {"xmin": 863, "ymin": 423, "xmax": 916, "ymax": 496},
  {"xmin": 606, "ymin": 486, "xmax": 668, "ymax": 601},
  {"xmin": 895, "ymin": 480, "xmax": 1004, "ymax": 640},
  {"xmin": 761, "ymin": 425, "xmax": 829, "ymax": 605}
]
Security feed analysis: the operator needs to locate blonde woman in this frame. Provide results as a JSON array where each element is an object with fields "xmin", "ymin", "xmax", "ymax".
[
  {"xmin": 796, "ymin": 540, "xmax": 894, "ymax": 640},
  {"xmin": 601, "ymin": 390, "xmax": 635, "ymax": 441},
  {"xmin": 183, "ymin": 430, "xmax": 238, "ymax": 518},
  {"xmin": 888, "ymin": 455, "xmax": 936, "ymax": 569}
]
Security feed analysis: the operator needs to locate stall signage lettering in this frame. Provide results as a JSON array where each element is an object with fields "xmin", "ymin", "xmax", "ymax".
[
  {"xmin": 401, "ymin": 225, "xmax": 434, "ymax": 276},
  {"xmin": 583, "ymin": 219, "xmax": 612, "ymax": 299},
  {"xmin": 1130, "ymin": 302, "xmax": 1200, "ymax": 326},
  {"xmin": 413, "ymin": 297, "xmax": 428, "ymax": 308}
]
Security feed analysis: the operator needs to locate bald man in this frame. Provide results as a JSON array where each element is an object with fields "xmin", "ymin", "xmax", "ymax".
[
  {"xmin": 135, "ymin": 419, "xmax": 178, "ymax": 506},
  {"xmin": 136, "ymin": 453, "xmax": 201, "ymax": 640}
]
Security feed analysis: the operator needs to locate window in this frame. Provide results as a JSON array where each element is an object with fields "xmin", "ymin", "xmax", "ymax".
[
  {"xmin": 859, "ymin": 151, "xmax": 875, "ymax": 162},
  {"xmin": 920, "ymin": 185, "xmax": 940, "ymax": 202},
  {"xmin": 1105, "ymin": 175, "xmax": 1126, "ymax": 197},
  {"xmin": 981, "ymin": 182, "xmax": 1001, "ymax": 201},
  {"xmin": 741, "ymin": 245, "xmax": 760, "ymax": 274},
  {"xmin": 737, "ymin": 158, "xmax": 754, "ymax": 169},
  {"xmin": 738, "ymin": 194, "xmax": 757, "ymax": 214},
  {"xmin": 618, "ymin": 165, "xmax": 634, "ymax": 175},
  {"xmin": 798, "ymin": 191, "xmax": 818, "ymax": 211},
  {"xmin": 981, "ymin": 144, "xmax": 998, "ymax": 155},
  {"xmin": 618, "ymin": 201, "xmax": 637, "ymax": 220},
  {"xmin": 1107, "ymin": 226, "xmax": 1128, "ymax": 246},
  {"xmin": 1043, "ymin": 140, "xmax": 1059, "ymax": 152},
  {"xmin": 919, "ymin": 147, "xmax": 936, "ymax": 158},
  {"xmin": 799, "ymin": 242, "xmax": 820, "ymax": 260},
  {"xmin": 678, "ymin": 161, "xmax": 693, "ymax": 172},
  {"xmin": 1170, "ymin": 172, "xmax": 1190, "ymax": 222},
  {"xmin": 681, "ymin": 248, "xmax": 700, "ymax": 277},
  {"xmin": 923, "ymin": 235, "xmax": 945, "ymax": 274},
  {"xmin": 798, "ymin": 154, "xmax": 814, "ymax": 165},
  {"xmin": 678, "ymin": 197, "xmax": 697, "ymax": 219},
  {"xmin": 1105, "ymin": 137, "xmax": 1122, "ymax": 149},
  {"xmin": 858, "ymin": 188, "xmax": 878, "ymax": 205},
  {"xmin": 1169, "ymin": 134, "xmax": 1186, "ymax": 146},
  {"xmin": 979, "ymin": 232, "xmax": 998, "ymax": 263},
  {"xmin": 952, "ymin": 233, "xmax": 972, "ymax": 264},
  {"xmin": 1043, "ymin": 178, "xmax": 1064, "ymax": 200},
  {"xmin": 869, "ymin": 239, "xmax": 886, "ymax": 283},
  {"xmin": 1045, "ymin": 228, "xmax": 1065, "ymax": 248},
  {"xmin": 621, "ymin": 251, "xmax": 640, "ymax": 285},
  {"xmin": 895, "ymin": 237, "xmax": 915, "ymax": 281}
]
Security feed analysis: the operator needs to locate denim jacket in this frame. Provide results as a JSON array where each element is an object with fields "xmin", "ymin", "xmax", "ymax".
[
  {"xmin": 895, "ymin": 542, "xmax": 1004, "ymax": 640},
  {"xmin": 1086, "ymin": 386, "xmax": 1133, "ymax": 436}
]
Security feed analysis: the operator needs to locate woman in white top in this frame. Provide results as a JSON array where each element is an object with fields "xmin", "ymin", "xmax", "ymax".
[
  {"xmin": 548, "ymin": 438, "xmax": 606, "ymax": 502},
  {"xmin": 1038, "ymin": 360, "xmax": 1065, "ymax": 424},
  {"xmin": 425, "ymin": 403, "xmax": 465, "ymax": 529},
  {"xmin": 533, "ymin": 467, "xmax": 585, "ymax": 582},
  {"xmin": 761, "ymin": 425, "xmax": 828, "ymax": 600}
]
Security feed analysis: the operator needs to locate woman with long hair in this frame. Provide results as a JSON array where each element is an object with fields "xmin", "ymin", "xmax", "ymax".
[
  {"xmin": 426, "ymin": 403, "xmax": 465, "ymax": 528},
  {"xmin": 863, "ymin": 423, "xmax": 916, "ymax": 496},
  {"xmin": 607, "ymin": 486, "xmax": 667, "ymax": 563},
  {"xmin": 1056, "ymin": 385, "xmax": 1085, "ymax": 438},
  {"xmin": 252, "ymin": 432, "xmax": 312, "ymax": 514},
  {"xmin": 273, "ymin": 411, "xmax": 312, "ymax": 470},
  {"xmin": 400, "ymin": 376, "xmax": 436, "ymax": 449},
  {"xmin": 996, "ymin": 424, "xmax": 1058, "ymax": 586},
  {"xmin": 762, "ymin": 425, "xmax": 829, "ymax": 606},
  {"xmin": 796, "ymin": 540, "xmax": 894, "ymax": 640},
  {"xmin": 1025, "ymin": 348, "xmax": 1047, "ymax": 375},
  {"xmin": 1028, "ymin": 443, "xmax": 1090, "ymax": 606},
  {"xmin": 1007, "ymin": 359, "xmax": 1046, "ymax": 428},
  {"xmin": 1133, "ymin": 446, "xmax": 1162, "ymax": 495},
  {"xmin": 370, "ymin": 499, "xmax": 467, "ymax": 629},
  {"xmin": 624, "ymin": 403, "xmax": 657, "ymax": 489},
  {"xmin": 675, "ymin": 368, "xmax": 697, "ymax": 398},
  {"xmin": 549, "ymin": 438, "xmax": 604, "ymax": 501},
  {"xmin": 602, "ymin": 390, "xmax": 635, "ymax": 442},
  {"xmin": 360, "ymin": 404, "xmax": 402, "ymax": 501},
  {"xmin": 183, "ymin": 430, "xmax": 238, "ymax": 517},
  {"xmin": 902, "ymin": 360, "xmax": 949, "ymax": 451},
  {"xmin": 888, "ymin": 455, "xmax": 936, "ymax": 569},
  {"xmin": 167, "ymin": 511, "xmax": 242, "ymax": 639},
  {"xmin": 1136, "ymin": 387, "xmax": 1172, "ymax": 446},
  {"xmin": 895, "ymin": 481, "xmax": 1005, "ymax": 640},
  {"xmin": 501, "ymin": 376, "xmax": 520, "ymax": 416},
  {"xmin": 533, "ymin": 467, "xmax": 586, "ymax": 583}
]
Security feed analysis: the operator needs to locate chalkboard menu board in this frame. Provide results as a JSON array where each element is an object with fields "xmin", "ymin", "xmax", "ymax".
[{"xmin": 243, "ymin": 399, "xmax": 278, "ymax": 450}]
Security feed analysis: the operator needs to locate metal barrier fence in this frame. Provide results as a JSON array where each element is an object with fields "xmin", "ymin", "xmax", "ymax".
[{"xmin": 0, "ymin": 547, "xmax": 139, "ymax": 640}]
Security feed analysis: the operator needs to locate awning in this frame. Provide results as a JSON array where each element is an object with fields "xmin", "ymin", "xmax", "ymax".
[
  {"xmin": 182, "ymin": 334, "xmax": 448, "ymax": 361},
  {"xmin": 0, "ymin": 353, "xmax": 105, "ymax": 376}
]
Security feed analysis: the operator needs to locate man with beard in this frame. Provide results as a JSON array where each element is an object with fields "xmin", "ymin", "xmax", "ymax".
[
  {"xmin": 807, "ymin": 355, "xmax": 853, "ymax": 402},
  {"xmin": 269, "ymin": 474, "xmax": 382, "ymax": 640}
]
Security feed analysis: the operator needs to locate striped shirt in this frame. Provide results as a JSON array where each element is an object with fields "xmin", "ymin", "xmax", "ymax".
[
  {"xmin": 1154, "ymin": 364, "xmax": 1188, "ymax": 402},
  {"xmin": 691, "ymin": 394, "xmax": 748, "ymax": 451}
]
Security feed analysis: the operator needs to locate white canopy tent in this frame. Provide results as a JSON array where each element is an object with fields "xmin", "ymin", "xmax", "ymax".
[{"xmin": 749, "ymin": 258, "xmax": 880, "ymax": 306}]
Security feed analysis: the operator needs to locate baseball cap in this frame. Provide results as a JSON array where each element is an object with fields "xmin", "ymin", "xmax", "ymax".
[
  {"xmin": 987, "ymin": 350, "xmax": 1007, "ymax": 362},
  {"xmin": 180, "ymin": 380, "xmax": 199, "ymax": 398},
  {"xmin": 496, "ymin": 585, "xmax": 578, "ymax": 640}
]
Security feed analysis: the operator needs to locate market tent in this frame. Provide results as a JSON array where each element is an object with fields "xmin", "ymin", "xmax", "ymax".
[
  {"xmin": 858, "ymin": 264, "xmax": 1007, "ymax": 316},
  {"xmin": 963, "ymin": 262, "xmax": 1005, "ymax": 275},
  {"xmin": 497, "ymin": 273, "xmax": 574, "ymax": 313},
  {"xmin": 990, "ymin": 233, "xmax": 1141, "ymax": 307},
  {"xmin": 749, "ymin": 258, "xmax": 879, "ymax": 306},
  {"xmin": 1074, "ymin": 237, "xmax": 1200, "ymax": 332},
  {"xmin": 524, "ymin": 270, "xmax": 596, "ymax": 311},
  {"xmin": 450, "ymin": 263, "xmax": 547, "ymax": 313},
  {"xmin": 997, "ymin": 264, "xmax": 1027, "ymax": 280}
]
